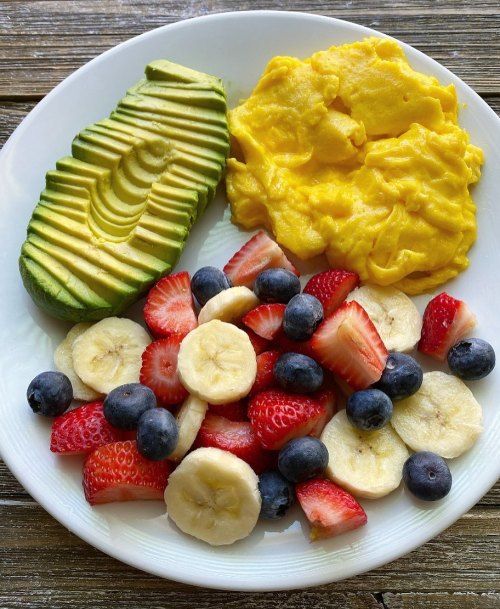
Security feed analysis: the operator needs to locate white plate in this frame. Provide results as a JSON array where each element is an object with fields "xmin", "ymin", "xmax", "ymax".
[{"xmin": 0, "ymin": 10, "xmax": 499, "ymax": 591}]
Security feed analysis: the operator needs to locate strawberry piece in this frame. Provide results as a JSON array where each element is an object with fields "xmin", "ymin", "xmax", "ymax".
[
  {"xmin": 244, "ymin": 328, "xmax": 271, "ymax": 355},
  {"xmin": 311, "ymin": 301, "xmax": 388, "ymax": 390},
  {"xmin": 296, "ymin": 477, "xmax": 367, "ymax": 540},
  {"xmin": 83, "ymin": 440, "xmax": 171, "ymax": 505},
  {"xmin": 310, "ymin": 389, "xmax": 338, "ymax": 437},
  {"xmin": 418, "ymin": 292, "xmax": 476, "ymax": 361},
  {"xmin": 248, "ymin": 389, "xmax": 327, "ymax": 450},
  {"xmin": 273, "ymin": 329, "xmax": 314, "ymax": 357},
  {"xmin": 304, "ymin": 270, "xmax": 359, "ymax": 316},
  {"xmin": 250, "ymin": 350, "xmax": 280, "ymax": 397},
  {"xmin": 143, "ymin": 271, "xmax": 197, "ymax": 338},
  {"xmin": 50, "ymin": 401, "xmax": 122, "ymax": 455},
  {"xmin": 243, "ymin": 303, "xmax": 286, "ymax": 340},
  {"xmin": 140, "ymin": 337, "xmax": 188, "ymax": 406},
  {"xmin": 209, "ymin": 400, "xmax": 248, "ymax": 422},
  {"xmin": 223, "ymin": 230, "xmax": 299, "ymax": 288},
  {"xmin": 196, "ymin": 413, "xmax": 275, "ymax": 473}
]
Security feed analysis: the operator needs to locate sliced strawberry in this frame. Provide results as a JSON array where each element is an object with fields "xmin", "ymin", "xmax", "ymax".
[
  {"xmin": 140, "ymin": 337, "xmax": 188, "ymax": 406},
  {"xmin": 296, "ymin": 477, "xmax": 367, "ymax": 540},
  {"xmin": 310, "ymin": 389, "xmax": 338, "ymax": 437},
  {"xmin": 243, "ymin": 303, "xmax": 286, "ymax": 340},
  {"xmin": 418, "ymin": 292, "xmax": 476, "ymax": 361},
  {"xmin": 304, "ymin": 270, "xmax": 359, "ymax": 316},
  {"xmin": 244, "ymin": 328, "xmax": 271, "ymax": 355},
  {"xmin": 223, "ymin": 230, "xmax": 299, "ymax": 288},
  {"xmin": 196, "ymin": 413, "xmax": 275, "ymax": 473},
  {"xmin": 143, "ymin": 271, "xmax": 197, "ymax": 338},
  {"xmin": 83, "ymin": 440, "xmax": 171, "ymax": 505},
  {"xmin": 250, "ymin": 351, "xmax": 280, "ymax": 397},
  {"xmin": 311, "ymin": 301, "xmax": 388, "ymax": 390},
  {"xmin": 50, "ymin": 401, "xmax": 122, "ymax": 455},
  {"xmin": 209, "ymin": 400, "xmax": 248, "ymax": 422},
  {"xmin": 248, "ymin": 389, "xmax": 327, "ymax": 450},
  {"xmin": 273, "ymin": 329, "xmax": 314, "ymax": 357}
]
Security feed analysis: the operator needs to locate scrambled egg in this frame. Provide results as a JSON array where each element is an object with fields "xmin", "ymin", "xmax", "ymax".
[{"xmin": 226, "ymin": 37, "xmax": 483, "ymax": 294}]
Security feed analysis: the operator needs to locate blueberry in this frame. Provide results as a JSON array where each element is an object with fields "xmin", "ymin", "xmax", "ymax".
[
  {"xmin": 136, "ymin": 408, "xmax": 178, "ymax": 461},
  {"xmin": 27, "ymin": 371, "xmax": 73, "ymax": 417},
  {"xmin": 403, "ymin": 451, "xmax": 452, "ymax": 501},
  {"xmin": 191, "ymin": 266, "xmax": 232, "ymax": 306},
  {"xmin": 447, "ymin": 338, "xmax": 495, "ymax": 381},
  {"xmin": 346, "ymin": 388, "xmax": 393, "ymax": 431},
  {"xmin": 103, "ymin": 383, "xmax": 157, "ymax": 430},
  {"xmin": 274, "ymin": 352, "xmax": 323, "ymax": 393},
  {"xmin": 283, "ymin": 293, "xmax": 323, "ymax": 341},
  {"xmin": 254, "ymin": 268, "xmax": 301, "ymax": 304},
  {"xmin": 278, "ymin": 436, "xmax": 329, "ymax": 483},
  {"xmin": 258, "ymin": 470, "xmax": 295, "ymax": 519},
  {"xmin": 375, "ymin": 352, "xmax": 423, "ymax": 400}
]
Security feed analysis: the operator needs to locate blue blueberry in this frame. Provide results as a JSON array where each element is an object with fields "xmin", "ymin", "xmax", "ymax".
[
  {"xmin": 191, "ymin": 266, "xmax": 232, "ymax": 306},
  {"xmin": 283, "ymin": 293, "xmax": 323, "ymax": 341},
  {"xmin": 447, "ymin": 338, "xmax": 495, "ymax": 381},
  {"xmin": 136, "ymin": 408, "xmax": 179, "ymax": 461},
  {"xmin": 375, "ymin": 352, "xmax": 423, "ymax": 400},
  {"xmin": 27, "ymin": 371, "xmax": 73, "ymax": 417},
  {"xmin": 258, "ymin": 470, "xmax": 295, "ymax": 519},
  {"xmin": 274, "ymin": 352, "xmax": 323, "ymax": 393},
  {"xmin": 103, "ymin": 383, "xmax": 157, "ymax": 430},
  {"xmin": 254, "ymin": 268, "xmax": 301, "ymax": 304},
  {"xmin": 346, "ymin": 388, "xmax": 393, "ymax": 431},
  {"xmin": 278, "ymin": 436, "xmax": 329, "ymax": 483},
  {"xmin": 403, "ymin": 451, "xmax": 452, "ymax": 501}
]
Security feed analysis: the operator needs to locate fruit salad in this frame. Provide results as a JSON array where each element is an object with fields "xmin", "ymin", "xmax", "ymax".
[{"xmin": 27, "ymin": 231, "xmax": 494, "ymax": 546}]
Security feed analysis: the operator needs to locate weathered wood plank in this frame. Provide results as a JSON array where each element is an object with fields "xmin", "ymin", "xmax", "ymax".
[
  {"xmin": 382, "ymin": 592, "xmax": 500, "ymax": 609},
  {"xmin": 0, "ymin": 1, "xmax": 499, "ymax": 97}
]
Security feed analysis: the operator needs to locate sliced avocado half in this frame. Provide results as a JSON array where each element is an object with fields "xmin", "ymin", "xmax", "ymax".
[{"xmin": 20, "ymin": 60, "xmax": 228, "ymax": 321}]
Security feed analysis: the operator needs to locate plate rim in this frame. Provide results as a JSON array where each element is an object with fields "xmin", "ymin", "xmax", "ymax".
[{"xmin": 0, "ymin": 9, "xmax": 499, "ymax": 591}]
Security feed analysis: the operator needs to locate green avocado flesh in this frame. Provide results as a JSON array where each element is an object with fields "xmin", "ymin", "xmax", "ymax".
[{"xmin": 20, "ymin": 60, "xmax": 229, "ymax": 321}]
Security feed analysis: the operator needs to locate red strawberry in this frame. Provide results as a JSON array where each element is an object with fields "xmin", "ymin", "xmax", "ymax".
[
  {"xmin": 223, "ymin": 230, "xmax": 299, "ymax": 288},
  {"xmin": 311, "ymin": 301, "xmax": 388, "ymax": 390},
  {"xmin": 140, "ymin": 336, "xmax": 188, "ymax": 406},
  {"xmin": 196, "ymin": 413, "xmax": 275, "ymax": 473},
  {"xmin": 248, "ymin": 389, "xmax": 327, "ymax": 450},
  {"xmin": 143, "ymin": 271, "xmax": 197, "ymax": 338},
  {"xmin": 250, "ymin": 351, "xmax": 280, "ymax": 396},
  {"xmin": 83, "ymin": 440, "xmax": 171, "ymax": 505},
  {"xmin": 244, "ymin": 328, "xmax": 271, "ymax": 355},
  {"xmin": 304, "ymin": 270, "xmax": 359, "ymax": 316},
  {"xmin": 50, "ymin": 401, "xmax": 122, "ymax": 455},
  {"xmin": 273, "ymin": 330, "xmax": 314, "ymax": 357},
  {"xmin": 296, "ymin": 477, "xmax": 367, "ymax": 540},
  {"xmin": 418, "ymin": 292, "xmax": 476, "ymax": 361},
  {"xmin": 310, "ymin": 389, "xmax": 337, "ymax": 437},
  {"xmin": 209, "ymin": 400, "xmax": 248, "ymax": 422},
  {"xmin": 243, "ymin": 303, "xmax": 286, "ymax": 340}
]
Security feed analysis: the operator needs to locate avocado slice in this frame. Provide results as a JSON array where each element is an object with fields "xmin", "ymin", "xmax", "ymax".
[{"xmin": 20, "ymin": 60, "xmax": 228, "ymax": 321}]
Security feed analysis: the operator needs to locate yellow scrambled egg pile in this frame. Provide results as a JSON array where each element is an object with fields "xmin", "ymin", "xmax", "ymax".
[{"xmin": 226, "ymin": 37, "xmax": 483, "ymax": 294}]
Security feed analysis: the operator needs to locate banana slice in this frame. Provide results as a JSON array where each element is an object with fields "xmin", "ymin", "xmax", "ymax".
[
  {"xmin": 54, "ymin": 323, "xmax": 103, "ymax": 401},
  {"xmin": 391, "ymin": 371, "xmax": 483, "ymax": 458},
  {"xmin": 198, "ymin": 286, "xmax": 259, "ymax": 325},
  {"xmin": 346, "ymin": 285, "xmax": 421, "ymax": 352},
  {"xmin": 178, "ymin": 319, "xmax": 257, "ymax": 404},
  {"xmin": 165, "ymin": 447, "xmax": 261, "ymax": 546},
  {"xmin": 169, "ymin": 395, "xmax": 208, "ymax": 462},
  {"xmin": 321, "ymin": 409, "xmax": 409, "ymax": 499},
  {"xmin": 72, "ymin": 317, "xmax": 151, "ymax": 394}
]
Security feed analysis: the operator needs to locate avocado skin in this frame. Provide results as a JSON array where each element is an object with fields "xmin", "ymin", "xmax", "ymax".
[{"xmin": 20, "ymin": 60, "xmax": 229, "ymax": 321}]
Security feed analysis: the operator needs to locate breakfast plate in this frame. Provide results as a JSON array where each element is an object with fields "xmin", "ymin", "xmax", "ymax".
[{"xmin": 0, "ymin": 10, "xmax": 499, "ymax": 590}]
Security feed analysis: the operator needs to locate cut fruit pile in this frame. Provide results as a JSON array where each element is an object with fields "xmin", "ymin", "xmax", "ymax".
[{"xmin": 27, "ymin": 231, "xmax": 494, "ymax": 546}]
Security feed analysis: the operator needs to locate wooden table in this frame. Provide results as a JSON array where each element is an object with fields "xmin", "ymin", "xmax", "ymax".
[{"xmin": 1, "ymin": 2, "xmax": 499, "ymax": 607}]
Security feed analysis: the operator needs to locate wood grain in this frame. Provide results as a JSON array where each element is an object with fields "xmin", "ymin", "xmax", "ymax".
[
  {"xmin": 0, "ymin": 2, "xmax": 499, "ymax": 607},
  {"xmin": 0, "ymin": 0, "xmax": 499, "ymax": 97}
]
